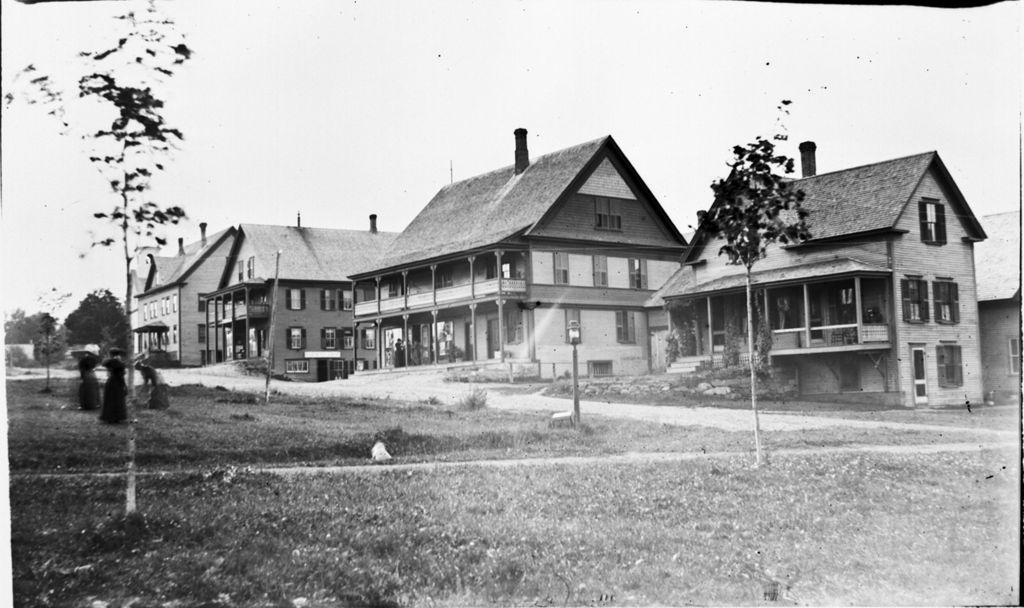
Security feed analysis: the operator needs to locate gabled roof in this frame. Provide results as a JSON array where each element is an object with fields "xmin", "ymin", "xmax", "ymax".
[
  {"xmin": 139, "ymin": 227, "xmax": 235, "ymax": 296},
  {"xmin": 975, "ymin": 210, "xmax": 1021, "ymax": 302},
  {"xmin": 685, "ymin": 151, "xmax": 986, "ymax": 264},
  {"xmin": 356, "ymin": 135, "xmax": 685, "ymax": 276},
  {"xmin": 233, "ymin": 223, "xmax": 398, "ymax": 284}
]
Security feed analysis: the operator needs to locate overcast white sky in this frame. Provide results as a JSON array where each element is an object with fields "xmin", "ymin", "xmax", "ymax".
[{"xmin": 1, "ymin": 0, "xmax": 1020, "ymax": 319}]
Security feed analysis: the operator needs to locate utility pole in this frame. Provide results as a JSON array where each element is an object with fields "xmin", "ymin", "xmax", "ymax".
[
  {"xmin": 568, "ymin": 320, "xmax": 581, "ymax": 426},
  {"xmin": 264, "ymin": 250, "xmax": 282, "ymax": 405}
]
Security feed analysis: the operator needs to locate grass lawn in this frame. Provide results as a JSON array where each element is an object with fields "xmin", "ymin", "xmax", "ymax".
[
  {"xmin": 6, "ymin": 379, "xmax": 1000, "ymax": 474},
  {"xmin": 10, "ymin": 449, "xmax": 1019, "ymax": 607}
]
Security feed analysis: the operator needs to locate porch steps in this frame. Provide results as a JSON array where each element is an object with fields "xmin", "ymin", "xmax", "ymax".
[{"xmin": 666, "ymin": 355, "xmax": 722, "ymax": 375}]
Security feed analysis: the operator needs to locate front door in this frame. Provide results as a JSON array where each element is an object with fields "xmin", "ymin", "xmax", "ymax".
[
  {"xmin": 911, "ymin": 346, "xmax": 928, "ymax": 405},
  {"xmin": 316, "ymin": 359, "xmax": 329, "ymax": 383},
  {"xmin": 487, "ymin": 318, "xmax": 500, "ymax": 359}
]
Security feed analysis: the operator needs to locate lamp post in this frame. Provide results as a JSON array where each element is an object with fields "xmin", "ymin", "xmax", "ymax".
[{"xmin": 568, "ymin": 320, "xmax": 581, "ymax": 426}]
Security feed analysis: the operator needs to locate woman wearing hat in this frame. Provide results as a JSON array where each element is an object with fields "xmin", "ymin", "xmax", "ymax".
[{"xmin": 100, "ymin": 348, "xmax": 128, "ymax": 423}]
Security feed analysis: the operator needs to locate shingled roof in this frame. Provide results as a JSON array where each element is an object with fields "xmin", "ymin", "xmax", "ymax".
[
  {"xmin": 975, "ymin": 210, "xmax": 1021, "ymax": 302},
  {"xmin": 140, "ymin": 227, "xmax": 234, "ymax": 295},
  {"xmin": 685, "ymin": 150, "xmax": 985, "ymax": 263},
  {"xmin": 358, "ymin": 136, "xmax": 612, "ymax": 274},
  {"xmin": 236, "ymin": 223, "xmax": 398, "ymax": 283}
]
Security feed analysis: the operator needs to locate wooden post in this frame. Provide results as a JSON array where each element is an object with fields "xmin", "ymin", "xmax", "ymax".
[
  {"xmin": 803, "ymin": 283, "xmax": 811, "ymax": 349},
  {"xmin": 854, "ymin": 276, "xmax": 864, "ymax": 344},
  {"xmin": 469, "ymin": 303, "xmax": 478, "ymax": 362},
  {"xmin": 264, "ymin": 250, "xmax": 281, "ymax": 405},
  {"xmin": 431, "ymin": 310, "xmax": 439, "ymax": 364}
]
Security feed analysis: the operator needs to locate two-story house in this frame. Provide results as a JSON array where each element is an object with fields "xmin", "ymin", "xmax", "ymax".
[
  {"xmin": 349, "ymin": 129, "xmax": 687, "ymax": 378},
  {"xmin": 656, "ymin": 142, "xmax": 987, "ymax": 408},
  {"xmin": 975, "ymin": 210, "xmax": 1020, "ymax": 404},
  {"xmin": 135, "ymin": 223, "xmax": 236, "ymax": 365},
  {"xmin": 200, "ymin": 218, "xmax": 396, "ymax": 381}
]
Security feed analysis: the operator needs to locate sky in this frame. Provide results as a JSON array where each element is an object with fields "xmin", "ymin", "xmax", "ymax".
[{"xmin": 1, "ymin": 0, "xmax": 1020, "ymax": 321}]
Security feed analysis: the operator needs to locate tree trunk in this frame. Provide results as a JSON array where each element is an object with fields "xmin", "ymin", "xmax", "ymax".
[
  {"xmin": 122, "ymin": 177, "xmax": 137, "ymax": 515},
  {"xmin": 745, "ymin": 267, "xmax": 764, "ymax": 466}
]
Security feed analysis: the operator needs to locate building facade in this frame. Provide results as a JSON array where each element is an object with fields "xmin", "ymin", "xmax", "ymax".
[
  {"xmin": 350, "ymin": 129, "xmax": 687, "ymax": 378},
  {"xmin": 975, "ymin": 210, "xmax": 1020, "ymax": 403},
  {"xmin": 657, "ymin": 143, "xmax": 987, "ymax": 408}
]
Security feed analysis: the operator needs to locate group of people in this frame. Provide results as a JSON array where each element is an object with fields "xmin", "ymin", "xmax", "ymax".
[{"xmin": 77, "ymin": 348, "xmax": 169, "ymax": 423}]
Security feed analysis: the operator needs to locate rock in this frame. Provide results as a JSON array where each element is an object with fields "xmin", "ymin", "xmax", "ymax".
[
  {"xmin": 704, "ymin": 386, "xmax": 731, "ymax": 396},
  {"xmin": 371, "ymin": 441, "xmax": 391, "ymax": 462},
  {"xmin": 696, "ymin": 382, "xmax": 713, "ymax": 392}
]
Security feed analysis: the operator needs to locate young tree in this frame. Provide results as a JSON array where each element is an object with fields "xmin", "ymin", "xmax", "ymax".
[
  {"xmin": 34, "ymin": 313, "xmax": 65, "ymax": 393},
  {"xmin": 10, "ymin": 2, "xmax": 192, "ymax": 514},
  {"xmin": 698, "ymin": 135, "xmax": 810, "ymax": 467}
]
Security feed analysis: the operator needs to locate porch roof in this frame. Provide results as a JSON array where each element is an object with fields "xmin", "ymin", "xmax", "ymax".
[
  {"xmin": 665, "ymin": 257, "xmax": 891, "ymax": 299},
  {"xmin": 134, "ymin": 321, "xmax": 169, "ymax": 334}
]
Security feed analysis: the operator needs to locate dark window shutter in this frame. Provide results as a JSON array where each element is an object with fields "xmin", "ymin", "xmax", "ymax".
[
  {"xmin": 300, "ymin": 328, "xmax": 307, "ymax": 349},
  {"xmin": 321, "ymin": 328, "xmax": 327, "ymax": 349},
  {"xmin": 900, "ymin": 279, "xmax": 911, "ymax": 321},
  {"xmin": 919, "ymin": 281, "xmax": 929, "ymax": 322},
  {"xmin": 919, "ymin": 200, "xmax": 929, "ymax": 241},
  {"xmin": 936, "ymin": 346, "xmax": 947, "ymax": 386},
  {"xmin": 953, "ymin": 347, "xmax": 963, "ymax": 385},
  {"xmin": 951, "ymin": 282, "xmax": 959, "ymax": 323},
  {"xmin": 933, "ymin": 282, "xmax": 943, "ymax": 322},
  {"xmin": 299, "ymin": 289, "xmax": 306, "ymax": 310},
  {"xmin": 935, "ymin": 204, "xmax": 947, "ymax": 244}
]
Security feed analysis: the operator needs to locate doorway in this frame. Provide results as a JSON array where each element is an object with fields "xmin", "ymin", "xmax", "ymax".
[
  {"xmin": 911, "ymin": 346, "xmax": 927, "ymax": 405},
  {"xmin": 487, "ymin": 318, "xmax": 500, "ymax": 359}
]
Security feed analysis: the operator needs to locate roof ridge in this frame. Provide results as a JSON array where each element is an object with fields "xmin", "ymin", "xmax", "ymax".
[
  {"xmin": 795, "ymin": 150, "xmax": 936, "ymax": 183},
  {"xmin": 240, "ymin": 222, "xmax": 399, "ymax": 235}
]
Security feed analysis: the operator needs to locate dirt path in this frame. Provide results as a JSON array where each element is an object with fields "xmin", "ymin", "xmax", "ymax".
[{"xmin": 157, "ymin": 366, "xmax": 1015, "ymax": 437}]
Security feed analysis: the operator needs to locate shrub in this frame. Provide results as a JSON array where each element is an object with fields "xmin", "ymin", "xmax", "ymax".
[{"xmin": 458, "ymin": 388, "xmax": 487, "ymax": 411}]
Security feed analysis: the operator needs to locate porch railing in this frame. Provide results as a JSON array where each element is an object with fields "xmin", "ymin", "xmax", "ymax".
[
  {"xmin": 353, "ymin": 277, "xmax": 530, "ymax": 316},
  {"xmin": 771, "ymin": 323, "xmax": 890, "ymax": 350}
]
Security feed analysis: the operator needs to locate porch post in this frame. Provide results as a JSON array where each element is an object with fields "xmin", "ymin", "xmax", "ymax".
[
  {"xmin": 468, "ymin": 256, "xmax": 476, "ymax": 300},
  {"xmin": 402, "ymin": 314, "xmax": 409, "ymax": 367},
  {"xmin": 430, "ymin": 265, "xmax": 437, "ymax": 306},
  {"xmin": 374, "ymin": 277, "xmax": 381, "ymax": 316},
  {"xmin": 230, "ymin": 291, "xmax": 237, "ymax": 360},
  {"xmin": 352, "ymin": 321, "xmax": 358, "ymax": 370},
  {"xmin": 431, "ymin": 310, "xmax": 439, "ymax": 364},
  {"xmin": 803, "ymin": 283, "xmax": 811, "ymax": 349},
  {"xmin": 469, "ymin": 303, "xmax": 478, "ymax": 362},
  {"xmin": 375, "ymin": 319, "xmax": 382, "ymax": 370},
  {"xmin": 854, "ymin": 276, "xmax": 864, "ymax": 343},
  {"xmin": 497, "ymin": 250, "xmax": 505, "ymax": 363},
  {"xmin": 204, "ymin": 296, "xmax": 210, "ymax": 365},
  {"xmin": 402, "ymin": 271, "xmax": 409, "ymax": 310},
  {"xmin": 705, "ymin": 296, "xmax": 713, "ymax": 357},
  {"xmin": 244, "ymin": 286, "xmax": 251, "ymax": 359},
  {"xmin": 214, "ymin": 296, "xmax": 220, "ymax": 363}
]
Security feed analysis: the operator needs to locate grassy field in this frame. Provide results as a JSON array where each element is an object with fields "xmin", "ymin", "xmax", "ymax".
[
  {"xmin": 7, "ymin": 377, "xmax": 1020, "ymax": 606},
  {"xmin": 6, "ymin": 378, "xmax": 1004, "ymax": 473},
  {"xmin": 10, "ymin": 450, "xmax": 1019, "ymax": 607}
]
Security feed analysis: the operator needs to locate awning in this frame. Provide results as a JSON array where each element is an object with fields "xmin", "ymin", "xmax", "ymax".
[
  {"xmin": 133, "ymin": 321, "xmax": 169, "ymax": 334},
  {"xmin": 666, "ymin": 257, "xmax": 891, "ymax": 300}
]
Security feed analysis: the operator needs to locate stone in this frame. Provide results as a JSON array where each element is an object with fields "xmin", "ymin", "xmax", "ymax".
[
  {"xmin": 696, "ymin": 382, "xmax": 713, "ymax": 392},
  {"xmin": 371, "ymin": 441, "xmax": 391, "ymax": 462},
  {"xmin": 704, "ymin": 386, "xmax": 731, "ymax": 396}
]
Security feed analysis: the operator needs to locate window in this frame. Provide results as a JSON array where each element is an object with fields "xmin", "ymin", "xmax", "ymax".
[
  {"xmin": 288, "ymin": 327, "xmax": 306, "ymax": 350},
  {"xmin": 616, "ymin": 311, "xmax": 636, "ymax": 343},
  {"xmin": 932, "ymin": 281, "xmax": 959, "ymax": 324},
  {"xmin": 285, "ymin": 360, "xmax": 309, "ymax": 374},
  {"xmin": 434, "ymin": 269, "xmax": 453, "ymax": 289},
  {"xmin": 919, "ymin": 199, "xmax": 947, "ymax": 245},
  {"xmin": 198, "ymin": 324, "xmax": 206, "ymax": 344},
  {"xmin": 237, "ymin": 261, "xmax": 244, "ymax": 282},
  {"xmin": 594, "ymin": 197, "xmax": 622, "ymax": 231},
  {"xmin": 592, "ymin": 255, "xmax": 608, "ymax": 287},
  {"xmin": 198, "ymin": 295, "xmax": 206, "ymax": 312},
  {"xmin": 322, "ymin": 327, "xmax": 337, "ymax": 349},
  {"xmin": 589, "ymin": 361, "xmax": 614, "ymax": 377},
  {"xmin": 160, "ymin": 298, "xmax": 166, "ymax": 315},
  {"xmin": 320, "ymin": 289, "xmax": 337, "ymax": 311},
  {"xmin": 936, "ymin": 344, "xmax": 963, "ymax": 387},
  {"xmin": 172, "ymin": 324, "xmax": 177, "ymax": 344},
  {"xmin": 901, "ymin": 278, "xmax": 929, "ymax": 323},
  {"xmin": 553, "ymin": 252, "xmax": 570, "ymax": 285},
  {"xmin": 287, "ymin": 289, "xmax": 305, "ymax": 310},
  {"xmin": 565, "ymin": 308, "xmax": 582, "ymax": 343},
  {"xmin": 628, "ymin": 258, "xmax": 648, "ymax": 289},
  {"xmin": 172, "ymin": 294, "xmax": 178, "ymax": 312},
  {"xmin": 342, "ymin": 328, "xmax": 354, "ymax": 350},
  {"xmin": 246, "ymin": 256, "xmax": 255, "ymax": 279},
  {"xmin": 387, "ymin": 279, "xmax": 402, "ymax": 298},
  {"xmin": 362, "ymin": 328, "xmax": 376, "ymax": 350},
  {"xmin": 342, "ymin": 290, "xmax": 353, "ymax": 311},
  {"xmin": 1010, "ymin": 338, "xmax": 1020, "ymax": 375}
]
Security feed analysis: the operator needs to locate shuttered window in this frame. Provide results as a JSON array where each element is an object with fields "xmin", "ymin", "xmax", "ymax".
[
  {"xmin": 919, "ymin": 199, "xmax": 947, "ymax": 245},
  {"xmin": 288, "ymin": 327, "xmax": 306, "ymax": 350},
  {"xmin": 592, "ymin": 255, "xmax": 608, "ymax": 287},
  {"xmin": 322, "ymin": 328, "xmax": 338, "ymax": 349},
  {"xmin": 287, "ymin": 289, "xmax": 305, "ymax": 311},
  {"xmin": 595, "ymin": 197, "xmax": 623, "ymax": 231},
  {"xmin": 936, "ymin": 345, "xmax": 963, "ymax": 387},
  {"xmin": 932, "ymin": 281, "xmax": 959, "ymax": 324},
  {"xmin": 615, "ymin": 311, "xmax": 636, "ymax": 343},
  {"xmin": 553, "ymin": 252, "xmax": 570, "ymax": 285},
  {"xmin": 901, "ymin": 278, "xmax": 928, "ymax": 323},
  {"xmin": 320, "ymin": 289, "xmax": 337, "ymax": 311}
]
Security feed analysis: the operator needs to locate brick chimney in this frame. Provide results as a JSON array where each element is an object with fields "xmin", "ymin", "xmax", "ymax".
[
  {"xmin": 369, "ymin": 214, "xmax": 378, "ymax": 234},
  {"xmin": 177, "ymin": 237, "xmax": 185, "ymax": 256},
  {"xmin": 514, "ymin": 128, "xmax": 529, "ymax": 175},
  {"xmin": 799, "ymin": 141, "xmax": 817, "ymax": 178},
  {"xmin": 199, "ymin": 222, "xmax": 208, "ymax": 247},
  {"xmin": 297, "ymin": 212, "xmax": 302, "ymax": 229}
]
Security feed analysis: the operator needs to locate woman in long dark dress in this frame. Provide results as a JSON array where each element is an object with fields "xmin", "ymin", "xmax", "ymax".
[
  {"xmin": 78, "ymin": 353, "xmax": 101, "ymax": 410},
  {"xmin": 100, "ymin": 348, "xmax": 128, "ymax": 423}
]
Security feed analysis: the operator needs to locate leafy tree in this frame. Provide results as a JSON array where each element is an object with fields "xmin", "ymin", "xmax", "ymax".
[
  {"xmin": 10, "ymin": 1, "xmax": 192, "ymax": 514},
  {"xmin": 5, "ymin": 309, "xmax": 44, "ymax": 344},
  {"xmin": 698, "ymin": 133, "xmax": 810, "ymax": 467},
  {"xmin": 64, "ymin": 289, "xmax": 129, "ymax": 351}
]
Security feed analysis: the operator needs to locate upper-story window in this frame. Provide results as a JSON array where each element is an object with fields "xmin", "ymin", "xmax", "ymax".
[
  {"xmin": 198, "ymin": 295, "xmax": 206, "ymax": 312},
  {"xmin": 592, "ymin": 255, "xmax": 608, "ymax": 287},
  {"xmin": 342, "ymin": 290, "xmax": 353, "ymax": 311},
  {"xmin": 553, "ymin": 252, "xmax": 570, "ymax": 285},
  {"xmin": 628, "ymin": 258, "xmax": 648, "ymax": 289},
  {"xmin": 172, "ymin": 294, "xmax": 178, "ymax": 312},
  {"xmin": 901, "ymin": 278, "xmax": 928, "ymax": 323},
  {"xmin": 321, "ymin": 327, "xmax": 338, "ymax": 349},
  {"xmin": 595, "ymin": 197, "xmax": 622, "ymax": 231},
  {"xmin": 287, "ymin": 288, "xmax": 305, "ymax": 311},
  {"xmin": 320, "ymin": 289, "xmax": 337, "ymax": 311},
  {"xmin": 932, "ymin": 280, "xmax": 959, "ymax": 324},
  {"xmin": 246, "ymin": 256, "xmax": 255, "ymax": 279},
  {"xmin": 237, "ymin": 261, "xmax": 244, "ymax": 282},
  {"xmin": 919, "ymin": 199, "xmax": 947, "ymax": 245},
  {"xmin": 435, "ymin": 269, "xmax": 453, "ymax": 289},
  {"xmin": 288, "ymin": 327, "xmax": 306, "ymax": 350}
]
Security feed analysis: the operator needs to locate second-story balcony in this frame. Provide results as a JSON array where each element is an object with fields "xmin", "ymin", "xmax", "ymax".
[{"xmin": 354, "ymin": 278, "xmax": 527, "ymax": 317}]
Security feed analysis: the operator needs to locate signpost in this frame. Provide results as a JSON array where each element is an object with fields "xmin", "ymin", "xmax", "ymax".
[{"xmin": 568, "ymin": 320, "xmax": 581, "ymax": 426}]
